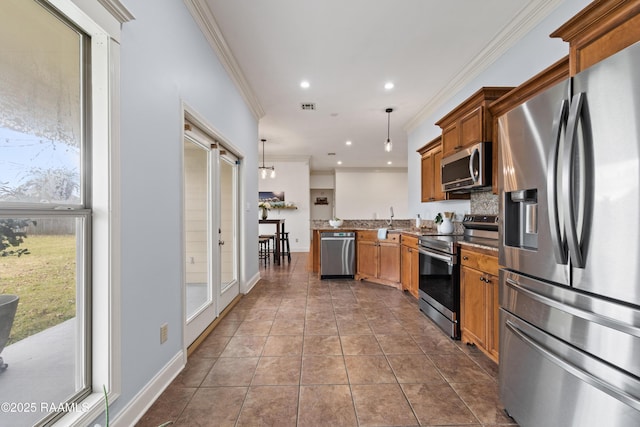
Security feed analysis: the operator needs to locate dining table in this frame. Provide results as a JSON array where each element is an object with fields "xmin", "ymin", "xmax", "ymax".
[{"xmin": 259, "ymin": 219, "xmax": 285, "ymax": 265}]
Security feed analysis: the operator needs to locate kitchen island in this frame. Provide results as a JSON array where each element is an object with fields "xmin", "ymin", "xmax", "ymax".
[{"xmin": 311, "ymin": 220, "xmax": 438, "ymax": 294}]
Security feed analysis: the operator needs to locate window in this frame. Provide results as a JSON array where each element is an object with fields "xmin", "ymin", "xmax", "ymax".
[{"xmin": 0, "ymin": 1, "xmax": 93, "ymax": 425}]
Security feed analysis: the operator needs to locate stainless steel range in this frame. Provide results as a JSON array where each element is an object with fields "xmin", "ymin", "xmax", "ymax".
[{"xmin": 418, "ymin": 215, "xmax": 498, "ymax": 339}]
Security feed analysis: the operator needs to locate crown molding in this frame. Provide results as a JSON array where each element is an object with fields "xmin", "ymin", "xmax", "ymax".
[
  {"xmin": 405, "ymin": 0, "xmax": 564, "ymax": 133},
  {"xmin": 96, "ymin": 0, "xmax": 135, "ymax": 23},
  {"xmin": 183, "ymin": 0, "xmax": 265, "ymax": 121}
]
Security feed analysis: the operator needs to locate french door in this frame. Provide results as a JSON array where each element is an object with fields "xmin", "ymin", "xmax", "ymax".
[
  {"xmin": 183, "ymin": 120, "xmax": 240, "ymax": 347},
  {"xmin": 218, "ymin": 150, "xmax": 240, "ymax": 309}
]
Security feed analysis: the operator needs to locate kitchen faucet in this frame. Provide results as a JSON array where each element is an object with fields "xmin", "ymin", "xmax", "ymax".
[{"xmin": 386, "ymin": 206, "xmax": 394, "ymax": 228}]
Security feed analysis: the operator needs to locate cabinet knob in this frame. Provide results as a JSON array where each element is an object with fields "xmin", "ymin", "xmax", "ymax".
[
  {"xmin": 479, "ymin": 276, "xmax": 486, "ymax": 282},
  {"xmin": 463, "ymin": 256, "xmax": 469, "ymax": 260}
]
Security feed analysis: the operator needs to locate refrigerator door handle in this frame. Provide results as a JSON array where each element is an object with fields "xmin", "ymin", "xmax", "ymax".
[
  {"xmin": 468, "ymin": 147, "xmax": 479, "ymax": 182},
  {"xmin": 547, "ymin": 99, "xmax": 569, "ymax": 264},
  {"xmin": 563, "ymin": 92, "xmax": 585, "ymax": 268}
]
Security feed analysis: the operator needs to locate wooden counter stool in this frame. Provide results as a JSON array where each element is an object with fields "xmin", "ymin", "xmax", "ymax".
[
  {"xmin": 258, "ymin": 236, "xmax": 271, "ymax": 267},
  {"xmin": 280, "ymin": 232, "xmax": 291, "ymax": 263}
]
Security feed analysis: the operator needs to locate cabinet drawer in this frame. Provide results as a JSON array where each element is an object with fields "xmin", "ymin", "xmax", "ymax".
[
  {"xmin": 357, "ymin": 230, "xmax": 400, "ymax": 243},
  {"xmin": 384, "ymin": 233, "xmax": 400, "ymax": 243},
  {"xmin": 357, "ymin": 230, "xmax": 378, "ymax": 241},
  {"xmin": 460, "ymin": 248, "xmax": 499, "ymax": 276},
  {"xmin": 401, "ymin": 234, "xmax": 419, "ymax": 249}
]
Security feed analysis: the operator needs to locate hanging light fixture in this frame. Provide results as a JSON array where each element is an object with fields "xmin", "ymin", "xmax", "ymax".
[
  {"xmin": 259, "ymin": 138, "xmax": 276, "ymax": 179},
  {"xmin": 384, "ymin": 108, "xmax": 393, "ymax": 152}
]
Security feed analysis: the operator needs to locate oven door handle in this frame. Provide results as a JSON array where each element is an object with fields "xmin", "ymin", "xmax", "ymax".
[{"xmin": 418, "ymin": 247, "xmax": 455, "ymax": 266}]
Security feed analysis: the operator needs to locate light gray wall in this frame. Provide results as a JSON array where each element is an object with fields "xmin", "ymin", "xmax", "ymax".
[
  {"xmin": 407, "ymin": 0, "xmax": 593, "ymax": 217},
  {"xmin": 335, "ymin": 169, "xmax": 409, "ymax": 219},
  {"xmin": 113, "ymin": 0, "xmax": 258, "ymax": 417}
]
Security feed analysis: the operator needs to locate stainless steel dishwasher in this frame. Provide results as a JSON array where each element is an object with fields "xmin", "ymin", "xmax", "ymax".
[{"xmin": 320, "ymin": 231, "xmax": 355, "ymax": 279}]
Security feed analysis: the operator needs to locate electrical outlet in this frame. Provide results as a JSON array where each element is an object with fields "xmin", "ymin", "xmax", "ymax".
[{"xmin": 160, "ymin": 323, "xmax": 168, "ymax": 344}]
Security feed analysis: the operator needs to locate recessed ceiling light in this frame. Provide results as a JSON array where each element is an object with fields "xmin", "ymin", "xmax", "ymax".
[
  {"xmin": 300, "ymin": 80, "xmax": 310, "ymax": 89},
  {"xmin": 345, "ymin": 140, "xmax": 352, "ymax": 146},
  {"xmin": 384, "ymin": 82, "xmax": 394, "ymax": 90},
  {"xmin": 387, "ymin": 161, "xmax": 393, "ymax": 165},
  {"xmin": 337, "ymin": 161, "xmax": 342, "ymax": 165}
]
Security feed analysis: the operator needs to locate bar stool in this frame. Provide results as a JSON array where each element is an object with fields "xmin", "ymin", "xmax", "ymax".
[
  {"xmin": 258, "ymin": 236, "xmax": 271, "ymax": 267},
  {"xmin": 279, "ymin": 232, "xmax": 291, "ymax": 263},
  {"xmin": 259, "ymin": 234, "xmax": 275, "ymax": 258}
]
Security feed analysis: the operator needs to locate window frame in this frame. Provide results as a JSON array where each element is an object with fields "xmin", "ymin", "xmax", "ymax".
[{"xmin": 16, "ymin": 0, "xmax": 126, "ymax": 425}]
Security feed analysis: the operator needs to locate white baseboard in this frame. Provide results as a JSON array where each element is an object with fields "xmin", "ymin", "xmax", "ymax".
[
  {"xmin": 243, "ymin": 271, "xmax": 261, "ymax": 294},
  {"xmin": 111, "ymin": 350, "xmax": 184, "ymax": 427}
]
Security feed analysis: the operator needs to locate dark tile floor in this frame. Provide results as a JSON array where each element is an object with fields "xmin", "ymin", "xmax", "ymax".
[{"xmin": 137, "ymin": 253, "xmax": 518, "ymax": 426}]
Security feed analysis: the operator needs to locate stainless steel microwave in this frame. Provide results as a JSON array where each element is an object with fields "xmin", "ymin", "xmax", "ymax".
[{"xmin": 441, "ymin": 142, "xmax": 491, "ymax": 192}]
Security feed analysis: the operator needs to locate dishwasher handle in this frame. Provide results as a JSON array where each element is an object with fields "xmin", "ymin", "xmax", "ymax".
[{"xmin": 321, "ymin": 236, "xmax": 355, "ymax": 241}]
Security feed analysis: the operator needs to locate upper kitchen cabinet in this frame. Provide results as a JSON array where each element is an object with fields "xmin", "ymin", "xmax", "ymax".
[
  {"xmin": 417, "ymin": 136, "xmax": 468, "ymax": 202},
  {"xmin": 435, "ymin": 87, "xmax": 513, "ymax": 158},
  {"xmin": 417, "ymin": 136, "xmax": 444, "ymax": 202},
  {"xmin": 550, "ymin": 0, "xmax": 640, "ymax": 76}
]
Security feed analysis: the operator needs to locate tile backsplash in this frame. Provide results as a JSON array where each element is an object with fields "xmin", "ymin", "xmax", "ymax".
[{"xmin": 470, "ymin": 191, "xmax": 499, "ymax": 215}]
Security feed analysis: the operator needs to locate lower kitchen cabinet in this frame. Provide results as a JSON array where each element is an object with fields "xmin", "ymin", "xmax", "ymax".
[
  {"xmin": 460, "ymin": 247, "xmax": 499, "ymax": 362},
  {"xmin": 400, "ymin": 235, "xmax": 419, "ymax": 298},
  {"xmin": 356, "ymin": 230, "xmax": 401, "ymax": 289}
]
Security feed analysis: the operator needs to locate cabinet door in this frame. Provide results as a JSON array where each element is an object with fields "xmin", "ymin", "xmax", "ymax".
[
  {"xmin": 421, "ymin": 152, "xmax": 434, "ymax": 202},
  {"xmin": 433, "ymin": 148, "xmax": 444, "ymax": 201},
  {"xmin": 378, "ymin": 241, "xmax": 400, "ymax": 282},
  {"xmin": 401, "ymin": 245, "xmax": 412, "ymax": 291},
  {"xmin": 409, "ymin": 247, "xmax": 419, "ymax": 298},
  {"xmin": 460, "ymin": 266, "xmax": 487, "ymax": 348},
  {"xmin": 441, "ymin": 123, "xmax": 459, "ymax": 156},
  {"xmin": 459, "ymin": 106, "xmax": 484, "ymax": 147},
  {"xmin": 421, "ymin": 147, "xmax": 445, "ymax": 202},
  {"xmin": 488, "ymin": 273, "xmax": 500, "ymax": 359},
  {"xmin": 357, "ymin": 240, "xmax": 378, "ymax": 278}
]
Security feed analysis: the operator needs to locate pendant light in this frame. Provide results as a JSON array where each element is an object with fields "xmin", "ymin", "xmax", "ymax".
[
  {"xmin": 384, "ymin": 108, "xmax": 393, "ymax": 152},
  {"xmin": 259, "ymin": 138, "xmax": 276, "ymax": 179}
]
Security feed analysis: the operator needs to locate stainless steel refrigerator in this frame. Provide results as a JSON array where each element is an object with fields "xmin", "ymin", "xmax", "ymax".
[{"xmin": 498, "ymin": 41, "xmax": 640, "ymax": 427}]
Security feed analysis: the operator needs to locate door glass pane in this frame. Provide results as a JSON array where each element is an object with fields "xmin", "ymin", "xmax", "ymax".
[
  {"xmin": 0, "ymin": 215, "xmax": 88, "ymax": 426},
  {"xmin": 220, "ymin": 156, "xmax": 237, "ymax": 288},
  {"xmin": 0, "ymin": 0, "xmax": 83, "ymax": 206},
  {"xmin": 184, "ymin": 139, "xmax": 211, "ymax": 320}
]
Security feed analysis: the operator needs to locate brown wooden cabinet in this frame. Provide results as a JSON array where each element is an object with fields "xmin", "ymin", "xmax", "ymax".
[
  {"xmin": 417, "ymin": 136, "xmax": 445, "ymax": 202},
  {"xmin": 460, "ymin": 247, "xmax": 499, "ymax": 362},
  {"xmin": 356, "ymin": 230, "xmax": 401, "ymax": 289},
  {"xmin": 400, "ymin": 235, "xmax": 419, "ymax": 298},
  {"xmin": 550, "ymin": 0, "xmax": 640, "ymax": 76},
  {"xmin": 417, "ymin": 136, "xmax": 467, "ymax": 202},
  {"xmin": 435, "ymin": 87, "xmax": 513, "ymax": 158}
]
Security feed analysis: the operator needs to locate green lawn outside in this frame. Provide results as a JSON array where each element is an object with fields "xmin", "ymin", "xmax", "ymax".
[{"xmin": 0, "ymin": 234, "xmax": 76, "ymax": 345}]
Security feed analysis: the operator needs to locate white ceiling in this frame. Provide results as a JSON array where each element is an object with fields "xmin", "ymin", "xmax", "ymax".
[{"xmin": 201, "ymin": 0, "xmax": 556, "ymax": 171}]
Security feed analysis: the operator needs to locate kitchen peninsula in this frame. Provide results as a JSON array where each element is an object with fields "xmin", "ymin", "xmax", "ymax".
[{"xmin": 311, "ymin": 219, "xmax": 447, "ymax": 295}]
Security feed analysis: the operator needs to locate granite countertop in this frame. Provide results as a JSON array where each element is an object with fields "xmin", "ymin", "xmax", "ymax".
[
  {"xmin": 458, "ymin": 239, "xmax": 499, "ymax": 253},
  {"xmin": 313, "ymin": 227, "xmax": 438, "ymax": 236},
  {"xmin": 311, "ymin": 218, "xmax": 466, "ymax": 235}
]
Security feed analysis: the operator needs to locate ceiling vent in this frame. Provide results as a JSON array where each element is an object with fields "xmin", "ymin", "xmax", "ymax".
[{"xmin": 301, "ymin": 103, "xmax": 316, "ymax": 111}]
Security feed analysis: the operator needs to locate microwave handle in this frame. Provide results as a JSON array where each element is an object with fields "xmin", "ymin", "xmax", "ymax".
[{"xmin": 468, "ymin": 147, "xmax": 479, "ymax": 183}]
